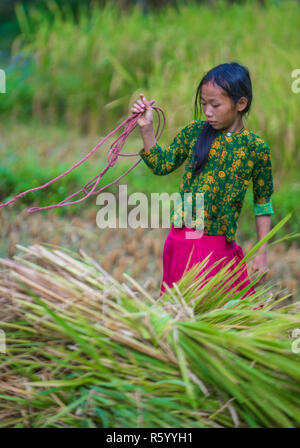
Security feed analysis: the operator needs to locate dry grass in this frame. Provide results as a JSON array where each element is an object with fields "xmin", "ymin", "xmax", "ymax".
[{"xmin": 1, "ymin": 207, "xmax": 299, "ymax": 302}]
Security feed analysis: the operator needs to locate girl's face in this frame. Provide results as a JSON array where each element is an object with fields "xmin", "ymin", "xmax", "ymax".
[{"xmin": 200, "ymin": 81, "xmax": 247, "ymax": 130}]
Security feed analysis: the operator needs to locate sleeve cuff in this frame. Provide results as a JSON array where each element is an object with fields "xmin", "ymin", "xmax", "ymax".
[
  {"xmin": 254, "ymin": 201, "xmax": 274, "ymax": 216},
  {"xmin": 139, "ymin": 143, "xmax": 160, "ymax": 160}
]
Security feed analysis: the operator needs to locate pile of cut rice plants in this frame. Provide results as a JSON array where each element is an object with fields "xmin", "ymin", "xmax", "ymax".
[{"xmin": 0, "ymin": 215, "xmax": 299, "ymax": 428}]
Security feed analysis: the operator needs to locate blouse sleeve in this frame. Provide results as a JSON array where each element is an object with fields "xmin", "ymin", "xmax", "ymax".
[
  {"xmin": 252, "ymin": 141, "xmax": 274, "ymax": 216},
  {"xmin": 138, "ymin": 122, "xmax": 194, "ymax": 176}
]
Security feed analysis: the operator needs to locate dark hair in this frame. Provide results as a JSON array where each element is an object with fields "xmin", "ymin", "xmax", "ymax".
[{"xmin": 192, "ymin": 62, "xmax": 252, "ymax": 176}]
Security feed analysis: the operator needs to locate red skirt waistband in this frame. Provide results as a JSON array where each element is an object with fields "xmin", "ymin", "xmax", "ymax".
[{"xmin": 169, "ymin": 225, "xmax": 236, "ymax": 251}]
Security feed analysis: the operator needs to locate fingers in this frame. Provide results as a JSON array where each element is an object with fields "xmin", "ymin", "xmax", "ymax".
[
  {"xmin": 131, "ymin": 106, "xmax": 140, "ymax": 114},
  {"xmin": 131, "ymin": 103, "xmax": 145, "ymax": 114},
  {"xmin": 131, "ymin": 97, "xmax": 146, "ymax": 114},
  {"xmin": 140, "ymin": 93, "xmax": 154, "ymax": 108},
  {"xmin": 131, "ymin": 93, "xmax": 154, "ymax": 114},
  {"xmin": 137, "ymin": 100, "xmax": 146, "ymax": 109},
  {"xmin": 140, "ymin": 93, "xmax": 149, "ymax": 106}
]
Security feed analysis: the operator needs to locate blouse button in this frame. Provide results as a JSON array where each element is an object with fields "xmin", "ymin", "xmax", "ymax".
[{"xmin": 226, "ymin": 132, "xmax": 232, "ymax": 137}]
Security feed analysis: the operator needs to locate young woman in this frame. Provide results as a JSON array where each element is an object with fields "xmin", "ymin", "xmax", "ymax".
[{"xmin": 132, "ymin": 62, "xmax": 274, "ymax": 299}]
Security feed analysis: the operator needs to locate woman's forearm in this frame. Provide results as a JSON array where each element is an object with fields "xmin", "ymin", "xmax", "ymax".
[
  {"xmin": 139, "ymin": 124, "xmax": 157, "ymax": 152},
  {"xmin": 255, "ymin": 214, "xmax": 272, "ymax": 254}
]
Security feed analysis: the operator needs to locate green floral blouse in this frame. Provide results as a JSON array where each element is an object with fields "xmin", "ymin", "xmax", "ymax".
[{"xmin": 139, "ymin": 120, "xmax": 274, "ymax": 243}]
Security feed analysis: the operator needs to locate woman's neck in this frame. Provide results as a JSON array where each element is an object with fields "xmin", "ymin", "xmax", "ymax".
[{"xmin": 222, "ymin": 119, "xmax": 245, "ymax": 134}]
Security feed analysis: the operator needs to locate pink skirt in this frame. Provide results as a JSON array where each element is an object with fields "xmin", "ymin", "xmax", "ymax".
[{"xmin": 160, "ymin": 225, "xmax": 256, "ymax": 300}]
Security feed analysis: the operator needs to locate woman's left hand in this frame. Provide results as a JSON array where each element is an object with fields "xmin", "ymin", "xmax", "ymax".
[{"xmin": 249, "ymin": 252, "xmax": 269, "ymax": 286}]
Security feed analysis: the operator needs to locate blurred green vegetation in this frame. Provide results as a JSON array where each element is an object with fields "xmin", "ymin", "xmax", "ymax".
[{"xmin": 0, "ymin": 0, "xmax": 299, "ymax": 243}]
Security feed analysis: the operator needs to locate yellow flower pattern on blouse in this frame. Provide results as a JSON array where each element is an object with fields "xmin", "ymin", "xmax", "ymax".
[{"xmin": 139, "ymin": 120, "xmax": 274, "ymax": 243}]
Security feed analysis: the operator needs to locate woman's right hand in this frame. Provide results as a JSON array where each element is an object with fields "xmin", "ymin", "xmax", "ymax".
[{"xmin": 131, "ymin": 93, "xmax": 154, "ymax": 128}]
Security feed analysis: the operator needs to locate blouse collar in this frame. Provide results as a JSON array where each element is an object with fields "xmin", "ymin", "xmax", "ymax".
[{"xmin": 217, "ymin": 127, "xmax": 247, "ymax": 137}]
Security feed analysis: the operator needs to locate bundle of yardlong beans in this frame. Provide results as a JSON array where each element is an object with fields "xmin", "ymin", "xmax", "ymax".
[{"xmin": 0, "ymin": 100, "xmax": 165, "ymax": 213}]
